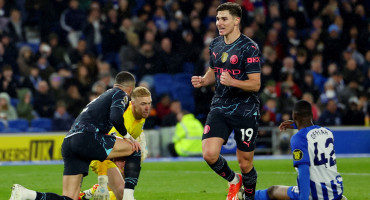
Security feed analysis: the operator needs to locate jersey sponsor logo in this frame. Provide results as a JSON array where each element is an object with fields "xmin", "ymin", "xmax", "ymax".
[
  {"xmin": 221, "ymin": 52, "xmax": 228, "ymax": 63},
  {"xmin": 293, "ymin": 149, "xmax": 303, "ymax": 161},
  {"xmin": 213, "ymin": 67, "xmax": 241, "ymax": 75},
  {"xmin": 247, "ymin": 57, "xmax": 260, "ymax": 63},
  {"xmin": 123, "ymin": 96, "xmax": 129, "ymax": 105},
  {"xmin": 203, "ymin": 125, "xmax": 210, "ymax": 134},
  {"xmin": 212, "ymin": 52, "xmax": 218, "ymax": 59},
  {"xmin": 230, "ymin": 55, "xmax": 238, "ymax": 64}
]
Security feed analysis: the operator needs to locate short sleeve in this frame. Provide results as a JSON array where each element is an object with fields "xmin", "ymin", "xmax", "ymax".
[
  {"xmin": 243, "ymin": 43, "xmax": 261, "ymax": 74},
  {"xmin": 290, "ymin": 131, "xmax": 310, "ymax": 167}
]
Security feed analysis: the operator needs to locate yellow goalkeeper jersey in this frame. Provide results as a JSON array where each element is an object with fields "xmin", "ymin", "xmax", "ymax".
[{"xmin": 108, "ymin": 102, "xmax": 145, "ymax": 139}]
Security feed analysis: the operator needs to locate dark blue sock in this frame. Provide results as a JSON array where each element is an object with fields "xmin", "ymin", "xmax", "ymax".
[
  {"xmin": 242, "ymin": 167, "xmax": 257, "ymax": 200},
  {"xmin": 124, "ymin": 151, "xmax": 142, "ymax": 189},
  {"xmin": 36, "ymin": 192, "xmax": 73, "ymax": 200},
  {"xmin": 208, "ymin": 155, "xmax": 235, "ymax": 182}
]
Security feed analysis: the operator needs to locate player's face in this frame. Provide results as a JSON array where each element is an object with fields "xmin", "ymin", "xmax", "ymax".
[
  {"xmin": 216, "ymin": 10, "xmax": 239, "ymax": 36},
  {"xmin": 132, "ymin": 96, "xmax": 152, "ymax": 119}
]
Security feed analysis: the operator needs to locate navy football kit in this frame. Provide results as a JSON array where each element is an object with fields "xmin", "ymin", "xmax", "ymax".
[
  {"xmin": 203, "ymin": 34, "xmax": 261, "ymax": 152},
  {"xmin": 62, "ymin": 87, "xmax": 130, "ymax": 176}
]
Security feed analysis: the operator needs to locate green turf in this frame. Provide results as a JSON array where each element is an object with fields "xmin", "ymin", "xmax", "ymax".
[{"xmin": 1, "ymin": 157, "xmax": 369, "ymax": 199}]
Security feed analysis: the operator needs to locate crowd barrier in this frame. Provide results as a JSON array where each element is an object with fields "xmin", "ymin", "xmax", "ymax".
[{"xmin": 0, "ymin": 126, "xmax": 369, "ymax": 162}]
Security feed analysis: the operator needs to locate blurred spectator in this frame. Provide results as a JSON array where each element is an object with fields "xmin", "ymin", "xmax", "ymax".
[
  {"xmin": 0, "ymin": 92, "xmax": 17, "ymax": 121},
  {"xmin": 1, "ymin": 34, "xmax": 18, "ymax": 72},
  {"xmin": 17, "ymin": 45, "xmax": 35, "ymax": 77},
  {"xmin": 259, "ymin": 80, "xmax": 277, "ymax": 105},
  {"xmin": 342, "ymin": 96, "xmax": 365, "ymax": 126},
  {"xmin": 66, "ymin": 39, "xmax": 87, "ymax": 65},
  {"xmin": 302, "ymin": 92, "xmax": 321, "ymax": 122},
  {"xmin": 265, "ymin": 28, "xmax": 284, "ymax": 61},
  {"xmin": 301, "ymin": 71, "xmax": 320, "ymax": 102},
  {"xmin": 19, "ymin": 65, "xmax": 42, "ymax": 94},
  {"xmin": 342, "ymin": 58, "xmax": 364, "ymax": 84},
  {"xmin": 91, "ymin": 80, "xmax": 107, "ymax": 96},
  {"xmin": 82, "ymin": 5, "xmax": 103, "ymax": 55},
  {"xmin": 136, "ymin": 41, "xmax": 164, "ymax": 80},
  {"xmin": 155, "ymin": 93, "xmax": 171, "ymax": 123},
  {"xmin": 276, "ymin": 82, "xmax": 297, "ymax": 115},
  {"xmin": 119, "ymin": 31, "xmax": 140, "ymax": 72},
  {"xmin": 310, "ymin": 59, "xmax": 327, "ymax": 92},
  {"xmin": 35, "ymin": 51, "xmax": 55, "ymax": 81},
  {"xmin": 73, "ymin": 63, "xmax": 94, "ymax": 98},
  {"xmin": 47, "ymin": 33, "xmax": 67, "ymax": 69},
  {"xmin": 159, "ymin": 37, "xmax": 184, "ymax": 74},
  {"xmin": 5, "ymin": 9, "xmax": 26, "ymax": 43},
  {"xmin": 323, "ymin": 24, "xmax": 345, "ymax": 64},
  {"xmin": 262, "ymin": 46, "xmax": 281, "ymax": 81},
  {"xmin": 276, "ymin": 72, "xmax": 302, "ymax": 99},
  {"xmin": 65, "ymin": 83, "xmax": 86, "ymax": 118},
  {"xmin": 33, "ymin": 80, "xmax": 55, "ymax": 118},
  {"xmin": 317, "ymin": 81, "xmax": 337, "ymax": 111},
  {"xmin": 52, "ymin": 100, "xmax": 74, "ymax": 131},
  {"xmin": 16, "ymin": 88, "xmax": 35, "ymax": 122},
  {"xmin": 168, "ymin": 110, "xmax": 203, "ymax": 157},
  {"xmin": 49, "ymin": 72, "xmax": 66, "ymax": 103},
  {"xmin": 262, "ymin": 98, "xmax": 277, "ymax": 125},
  {"xmin": 162, "ymin": 100, "xmax": 182, "ymax": 127},
  {"xmin": 0, "ymin": 65, "xmax": 19, "ymax": 98},
  {"xmin": 364, "ymin": 67, "xmax": 370, "ymax": 91},
  {"xmin": 318, "ymin": 99, "xmax": 342, "ymax": 126},
  {"xmin": 60, "ymin": 0, "xmax": 86, "ymax": 48}
]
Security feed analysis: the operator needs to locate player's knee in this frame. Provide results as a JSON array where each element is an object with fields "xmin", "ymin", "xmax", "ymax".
[
  {"xmin": 202, "ymin": 150, "xmax": 219, "ymax": 164},
  {"xmin": 238, "ymin": 159, "xmax": 253, "ymax": 172},
  {"xmin": 267, "ymin": 186, "xmax": 278, "ymax": 198}
]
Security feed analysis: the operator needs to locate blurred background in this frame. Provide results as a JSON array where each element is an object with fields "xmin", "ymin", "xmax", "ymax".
[{"xmin": 0, "ymin": 0, "xmax": 369, "ymax": 161}]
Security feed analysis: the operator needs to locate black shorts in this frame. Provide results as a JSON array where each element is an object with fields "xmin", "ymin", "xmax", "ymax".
[
  {"xmin": 61, "ymin": 132, "xmax": 116, "ymax": 176},
  {"xmin": 202, "ymin": 109, "xmax": 259, "ymax": 152}
]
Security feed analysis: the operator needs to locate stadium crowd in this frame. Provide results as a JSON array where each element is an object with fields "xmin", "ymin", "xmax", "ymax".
[{"xmin": 0, "ymin": 0, "xmax": 369, "ymax": 131}]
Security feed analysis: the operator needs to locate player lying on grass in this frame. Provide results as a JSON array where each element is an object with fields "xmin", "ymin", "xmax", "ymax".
[
  {"xmin": 254, "ymin": 100, "xmax": 346, "ymax": 200},
  {"xmin": 79, "ymin": 86, "xmax": 152, "ymax": 200}
]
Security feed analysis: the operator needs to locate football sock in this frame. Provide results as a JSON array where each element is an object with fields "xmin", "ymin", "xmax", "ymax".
[
  {"xmin": 208, "ymin": 155, "xmax": 235, "ymax": 182},
  {"xmin": 35, "ymin": 192, "xmax": 73, "ymax": 200},
  {"xmin": 124, "ymin": 150, "xmax": 141, "ymax": 189},
  {"xmin": 97, "ymin": 160, "xmax": 109, "ymax": 176},
  {"xmin": 123, "ymin": 189, "xmax": 134, "ymax": 200},
  {"xmin": 254, "ymin": 189, "xmax": 270, "ymax": 200},
  {"xmin": 242, "ymin": 167, "xmax": 257, "ymax": 200}
]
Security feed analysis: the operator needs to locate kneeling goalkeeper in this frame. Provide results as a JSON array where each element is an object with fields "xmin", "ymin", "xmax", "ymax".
[{"xmin": 80, "ymin": 86, "xmax": 152, "ymax": 200}]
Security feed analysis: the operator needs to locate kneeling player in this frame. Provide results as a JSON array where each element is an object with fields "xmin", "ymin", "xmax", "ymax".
[
  {"xmin": 255, "ymin": 100, "xmax": 346, "ymax": 200},
  {"xmin": 80, "ymin": 86, "xmax": 151, "ymax": 200}
]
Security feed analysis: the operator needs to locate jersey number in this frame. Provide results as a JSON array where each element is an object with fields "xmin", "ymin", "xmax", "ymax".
[
  {"xmin": 241, "ymin": 128, "xmax": 253, "ymax": 141},
  {"xmin": 313, "ymin": 138, "xmax": 336, "ymax": 168}
]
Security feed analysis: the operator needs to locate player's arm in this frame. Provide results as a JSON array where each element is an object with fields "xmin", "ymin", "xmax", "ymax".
[
  {"xmin": 297, "ymin": 164, "xmax": 310, "ymax": 200},
  {"xmin": 110, "ymin": 93, "xmax": 129, "ymax": 137},
  {"xmin": 191, "ymin": 67, "xmax": 216, "ymax": 88},
  {"xmin": 221, "ymin": 72, "xmax": 261, "ymax": 92}
]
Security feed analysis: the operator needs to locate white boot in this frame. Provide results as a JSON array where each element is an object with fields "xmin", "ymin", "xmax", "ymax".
[{"xmin": 9, "ymin": 184, "xmax": 36, "ymax": 200}]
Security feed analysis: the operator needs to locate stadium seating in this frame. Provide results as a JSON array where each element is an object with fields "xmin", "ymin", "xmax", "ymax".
[
  {"xmin": 153, "ymin": 73, "xmax": 173, "ymax": 97},
  {"xmin": 171, "ymin": 73, "xmax": 195, "ymax": 112},
  {"xmin": 29, "ymin": 118, "xmax": 52, "ymax": 132},
  {"xmin": 183, "ymin": 62, "xmax": 195, "ymax": 74},
  {"xmin": 8, "ymin": 119, "xmax": 29, "ymax": 132}
]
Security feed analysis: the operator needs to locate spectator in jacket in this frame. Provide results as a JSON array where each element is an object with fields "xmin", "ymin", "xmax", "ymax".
[{"xmin": 168, "ymin": 110, "xmax": 203, "ymax": 157}]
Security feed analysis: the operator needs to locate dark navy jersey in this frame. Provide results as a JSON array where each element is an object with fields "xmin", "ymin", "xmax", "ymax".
[
  {"xmin": 67, "ymin": 87, "xmax": 130, "ymax": 137},
  {"xmin": 209, "ymin": 34, "xmax": 261, "ymax": 117}
]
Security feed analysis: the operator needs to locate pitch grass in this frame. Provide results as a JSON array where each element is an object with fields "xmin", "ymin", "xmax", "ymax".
[{"xmin": 0, "ymin": 157, "xmax": 369, "ymax": 199}]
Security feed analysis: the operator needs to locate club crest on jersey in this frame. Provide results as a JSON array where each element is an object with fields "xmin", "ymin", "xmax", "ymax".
[
  {"xmin": 204, "ymin": 125, "xmax": 210, "ymax": 134},
  {"xmin": 230, "ymin": 55, "xmax": 238, "ymax": 64},
  {"xmin": 221, "ymin": 52, "xmax": 228, "ymax": 63},
  {"xmin": 293, "ymin": 149, "xmax": 303, "ymax": 161}
]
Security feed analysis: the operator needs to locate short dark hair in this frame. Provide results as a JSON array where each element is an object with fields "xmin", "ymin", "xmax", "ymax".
[
  {"xmin": 293, "ymin": 100, "xmax": 313, "ymax": 119},
  {"xmin": 216, "ymin": 2, "xmax": 242, "ymax": 18},
  {"xmin": 115, "ymin": 71, "xmax": 136, "ymax": 87}
]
